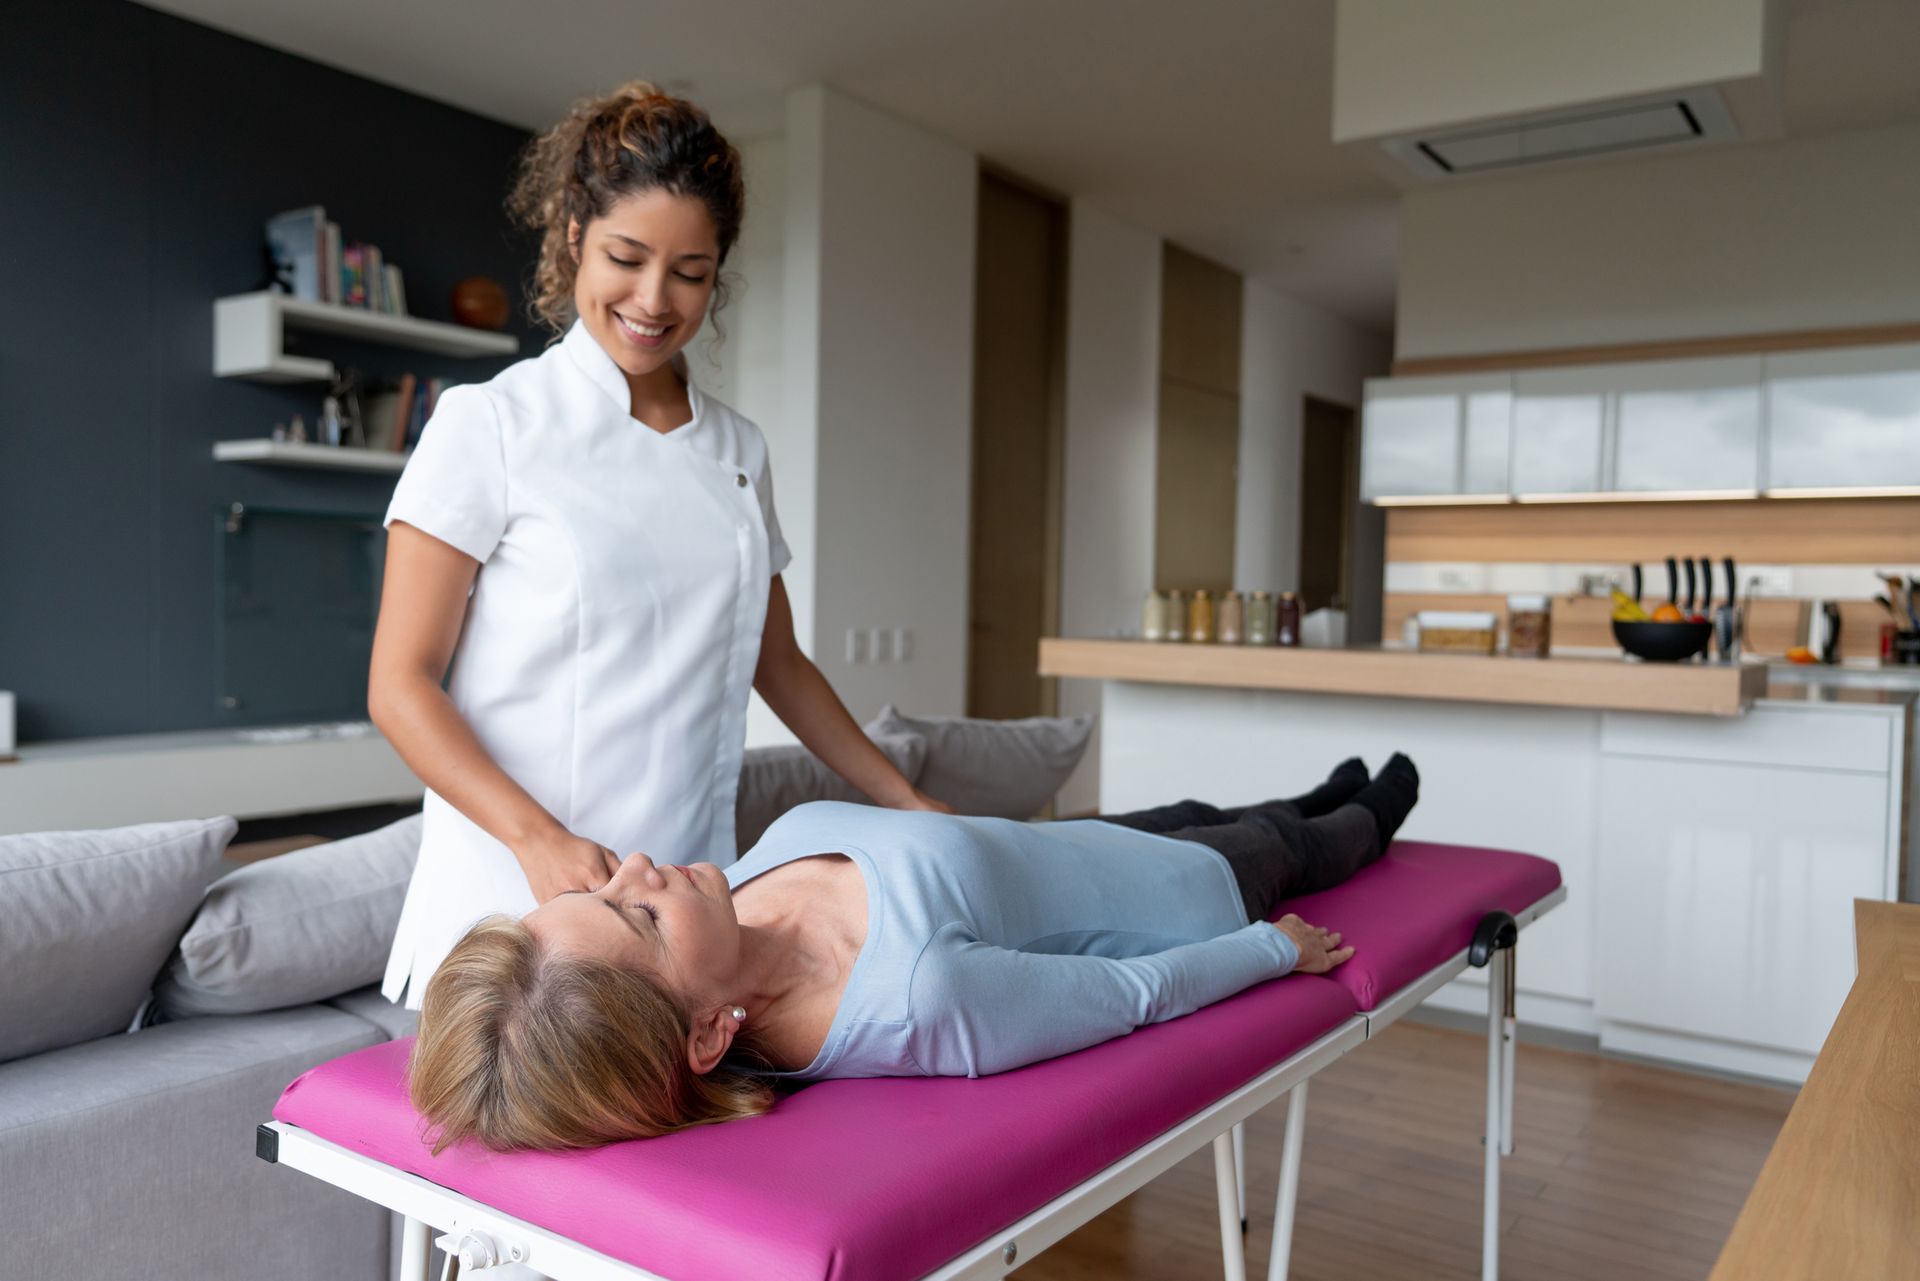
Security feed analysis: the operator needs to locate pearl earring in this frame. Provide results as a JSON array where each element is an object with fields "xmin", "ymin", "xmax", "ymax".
[{"xmin": 729, "ymin": 1006, "xmax": 746, "ymax": 1022}]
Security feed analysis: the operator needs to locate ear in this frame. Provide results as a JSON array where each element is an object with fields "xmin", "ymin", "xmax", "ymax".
[
  {"xmin": 685, "ymin": 1005, "xmax": 739, "ymax": 1077},
  {"xmin": 566, "ymin": 217, "xmax": 583, "ymax": 265}
]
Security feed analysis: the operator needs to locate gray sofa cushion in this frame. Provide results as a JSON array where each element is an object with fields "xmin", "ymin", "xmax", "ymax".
[
  {"xmin": 735, "ymin": 732, "xmax": 928, "ymax": 853},
  {"xmin": 0, "ymin": 817, "xmax": 234, "ymax": 1062},
  {"xmin": 865, "ymin": 705, "xmax": 1095, "ymax": 820},
  {"xmin": 154, "ymin": 813, "xmax": 421, "ymax": 1018},
  {"xmin": 0, "ymin": 1005, "xmax": 389, "ymax": 1280},
  {"xmin": 328, "ymin": 984, "xmax": 419, "ymax": 1041}
]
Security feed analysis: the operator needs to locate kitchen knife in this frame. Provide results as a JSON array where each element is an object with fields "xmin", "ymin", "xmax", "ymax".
[
  {"xmin": 1698, "ymin": 556, "xmax": 1713, "ymax": 615},
  {"xmin": 1666, "ymin": 557, "xmax": 1678, "ymax": 606},
  {"xmin": 1631, "ymin": 563, "xmax": 1643, "ymax": 603},
  {"xmin": 1683, "ymin": 558, "xmax": 1696, "ymax": 614}
]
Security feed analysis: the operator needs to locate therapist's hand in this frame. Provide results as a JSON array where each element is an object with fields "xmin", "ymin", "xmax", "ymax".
[
  {"xmin": 1274, "ymin": 914, "xmax": 1354, "ymax": 974},
  {"xmin": 516, "ymin": 830, "xmax": 623, "ymax": 904},
  {"xmin": 890, "ymin": 788, "xmax": 955, "ymax": 815}
]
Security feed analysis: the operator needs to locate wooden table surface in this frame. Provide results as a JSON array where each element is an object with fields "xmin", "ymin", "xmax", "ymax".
[
  {"xmin": 1038, "ymin": 639, "xmax": 1768, "ymax": 717},
  {"xmin": 1709, "ymin": 899, "xmax": 1920, "ymax": 1279}
]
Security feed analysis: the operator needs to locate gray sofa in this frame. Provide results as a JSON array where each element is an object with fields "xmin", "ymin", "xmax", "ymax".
[{"xmin": 0, "ymin": 709, "xmax": 1089, "ymax": 1281}]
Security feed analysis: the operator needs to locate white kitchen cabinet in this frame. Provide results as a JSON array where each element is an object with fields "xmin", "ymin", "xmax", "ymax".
[
  {"xmin": 1510, "ymin": 367, "xmax": 1608, "ymax": 496},
  {"xmin": 1595, "ymin": 707, "xmax": 1900, "ymax": 1079},
  {"xmin": 1609, "ymin": 356, "xmax": 1763, "ymax": 494},
  {"xmin": 1765, "ymin": 343, "xmax": 1920, "ymax": 493},
  {"xmin": 1360, "ymin": 373, "xmax": 1512, "ymax": 501}
]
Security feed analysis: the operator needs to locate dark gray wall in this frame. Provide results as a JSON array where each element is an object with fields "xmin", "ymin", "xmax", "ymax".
[{"xmin": 0, "ymin": 0, "xmax": 537, "ymax": 741}]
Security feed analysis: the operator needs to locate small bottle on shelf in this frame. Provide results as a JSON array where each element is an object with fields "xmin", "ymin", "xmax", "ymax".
[{"xmin": 1188, "ymin": 590, "xmax": 1215, "ymax": 644}]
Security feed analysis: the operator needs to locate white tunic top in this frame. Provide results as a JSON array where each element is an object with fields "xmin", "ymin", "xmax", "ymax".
[{"xmin": 380, "ymin": 320, "xmax": 789, "ymax": 1008}]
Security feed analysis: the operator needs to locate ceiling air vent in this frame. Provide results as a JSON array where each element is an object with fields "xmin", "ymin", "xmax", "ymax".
[{"xmin": 1380, "ymin": 88, "xmax": 1738, "ymax": 179}]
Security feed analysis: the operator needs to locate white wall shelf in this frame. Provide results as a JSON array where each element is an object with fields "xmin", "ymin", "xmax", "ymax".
[
  {"xmin": 212, "ymin": 439, "xmax": 409, "ymax": 473},
  {"xmin": 213, "ymin": 290, "xmax": 518, "ymax": 383}
]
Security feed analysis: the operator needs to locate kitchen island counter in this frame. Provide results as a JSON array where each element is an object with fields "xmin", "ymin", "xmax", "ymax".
[{"xmin": 1040, "ymin": 638, "xmax": 1768, "ymax": 716}]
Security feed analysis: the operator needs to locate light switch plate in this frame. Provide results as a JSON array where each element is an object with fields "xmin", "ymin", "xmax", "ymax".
[
  {"xmin": 894, "ymin": 627, "xmax": 913, "ymax": 662},
  {"xmin": 845, "ymin": 629, "xmax": 868, "ymax": 664}
]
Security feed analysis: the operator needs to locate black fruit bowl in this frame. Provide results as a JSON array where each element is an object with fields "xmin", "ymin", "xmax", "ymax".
[{"xmin": 1613, "ymin": 619, "xmax": 1713, "ymax": 662}]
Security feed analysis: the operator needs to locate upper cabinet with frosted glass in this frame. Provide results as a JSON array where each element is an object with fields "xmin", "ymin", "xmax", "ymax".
[
  {"xmin": 1359, "ymin": 373, "xmax": 1512, "ymax": 501},
  {"xmin": 1765, "ymin": 343, "xmax": 1920, "ymax": 494},
  {"xmin": 1608, "ymin": 356, "xmax": 1763, "ymax": 496},
  {"xmin": 1359, "ymin": 342, "xmax": 1915, "ymax": 503}
]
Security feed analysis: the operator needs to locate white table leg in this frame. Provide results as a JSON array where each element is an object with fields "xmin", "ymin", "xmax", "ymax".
[
  {"xmin": 400, "ymin": 1217, "xmax": 432, "ymax": 1281},
  {"xmin": 1213, "ymin": 1131, "xmax": 1249, "ymax": 1281},
  {"xmin": 1232, "ymin": 1121, "xmax": 1248, "ymax": 1231},
  {"xmin": 1266, "ymin": 1081, "xmax": 1308, "ymax": 1281},
  {"xmin": 1483, "ymin": 948, "xmax": 1507, "ymax": 1281}
]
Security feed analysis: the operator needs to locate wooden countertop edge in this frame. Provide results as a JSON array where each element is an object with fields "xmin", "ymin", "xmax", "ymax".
[
  {"xmin": 1037, "ymin": 639, "xmax": 1767, "ymax": 716},
  {"xmin": 1708, "ymin": 899, "xmax": 1920, "ymax": 1280}
]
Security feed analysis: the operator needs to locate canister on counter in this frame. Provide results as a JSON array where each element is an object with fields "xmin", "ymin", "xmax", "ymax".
[
  {"xmin": 1142, "ymin": 590, "xmax": 1169, "ymax": 642},
  {"xmin": 1164, "ymin": 590, "xmax": 1187, "ymax": 642},
  {"xmin": 1246, "ymin": 591, "xmax": 1276, "ymax": 645},
  {"xmin": 1217, "ymin": 591, "xmax": 1245, "ymax": 644},
  {"xmin": 1187, "ymin": 589, "xmax": 1215, "ymax": 644},
  {"xmin": 1507, "ymin": 594, "xmax": 1552, "ymax": 658},
  {"xmin": 1276, "ymin": 592, "xmax": 1302, "ymax": 647}
]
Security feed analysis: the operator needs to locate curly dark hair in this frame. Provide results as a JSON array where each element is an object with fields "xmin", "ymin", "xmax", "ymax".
[{"xmin": 507, "ymin": 82, "xmax": 745, "ymax": 337}]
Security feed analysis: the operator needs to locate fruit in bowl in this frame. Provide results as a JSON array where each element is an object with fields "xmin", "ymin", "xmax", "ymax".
[
  {"xmin": 1613, "ymin": 618, "xmax": 1714, "ymax": 661},
  {"xmin": 1650, "ymin": 603, "xmax": 1686, "ymax": 623}
]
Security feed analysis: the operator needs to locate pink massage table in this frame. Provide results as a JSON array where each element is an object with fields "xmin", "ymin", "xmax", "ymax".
[{"xmin": 260, "ymin": 842, "xmax": 1563, "ymax": 1281}]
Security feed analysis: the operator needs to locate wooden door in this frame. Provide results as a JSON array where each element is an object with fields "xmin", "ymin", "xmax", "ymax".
[
  {"xmin": 1298, "ymin": 395, "xmax": 1357, "ymax": 613},
  {"xmin": 966, "ymin": 173, "xmax": 1066, "ymax": 720},
  {"xmin": 1154, "ymin": 245, "xmax": 1242, "ymax": 592}
]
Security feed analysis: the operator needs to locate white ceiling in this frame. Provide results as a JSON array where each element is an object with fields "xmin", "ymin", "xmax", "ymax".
[{"xmin": 138, "ymin": 0, "xmax": 1920, "ymax": 334}]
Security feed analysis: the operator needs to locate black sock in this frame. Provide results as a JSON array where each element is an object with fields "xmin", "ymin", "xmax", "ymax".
[
  {"xmin": 1350, "ymin": 753, "xmax": 1420, "ymax": 853},
  {"xmin": 1235, "ymin": 757, "xmax": 1370, "ymax": 821},
  {"xmin": 1286, "ymin": 757, "xmax": 1370, "ymax": 818}
]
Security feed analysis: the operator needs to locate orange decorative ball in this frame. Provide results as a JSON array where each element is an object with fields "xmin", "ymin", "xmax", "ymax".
[{"xmin": 450, "ymin": 276, "xmax": 510, "ymax": 331}]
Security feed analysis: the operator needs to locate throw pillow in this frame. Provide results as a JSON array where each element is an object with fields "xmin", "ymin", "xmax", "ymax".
[
  {"xmin": 735, "ymin": 732, "xmax": 927, "ymax": 854},
  {"xmin": 153, "ymin": 812, "xmax": 421, "ymax": 1018},
  {"xmin": 865, "ymin": 705, "xmax": 1094, "ymax": 820},
  {"xmin": 0, "ymin": 816, "xmax": 235, "ymax": 1062}
]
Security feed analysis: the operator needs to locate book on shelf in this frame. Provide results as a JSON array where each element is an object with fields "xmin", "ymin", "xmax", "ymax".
[
  {"xmin": 356, "ymin": 373, "xmax": 456, "ymax": 452},
  {"xmin": 263, "ymin": 207, "xmax": 407, "ymax": 315},
  {"xmin": 322, "ymin": 221, "xmax": 342, "ymax": 304},
  {"xmin": 265, "ymin": 206, "xmax": 325, "ymax": 301}
]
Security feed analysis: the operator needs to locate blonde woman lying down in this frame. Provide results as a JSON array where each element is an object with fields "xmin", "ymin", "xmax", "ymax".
[{"xmin": 409, "ymin": 755, "xmax": 1419, "ymax": 1151}]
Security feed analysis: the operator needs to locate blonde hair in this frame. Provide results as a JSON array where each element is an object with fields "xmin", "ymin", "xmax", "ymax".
[
  {"xmin": 408, "ymin": 916, "xmax": 774, "ymax": 1153},
  {"xmin": 506, "ymin": 81, "xmax": 744, "ymax": 337}
]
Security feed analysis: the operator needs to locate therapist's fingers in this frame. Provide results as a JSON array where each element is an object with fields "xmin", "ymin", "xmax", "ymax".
[{"xmin": 601, "ymin": 846, "xmax": 623, "ymax": 882}]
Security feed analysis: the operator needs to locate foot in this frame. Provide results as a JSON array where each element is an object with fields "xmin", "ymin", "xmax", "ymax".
[
  {"xmin": 1351, "ymin": 753, "xmax": 1419, "ymax": 853},
  {"xmin": 1277, "ymin": 756, "xmax": 1370, "ymax": 819}
]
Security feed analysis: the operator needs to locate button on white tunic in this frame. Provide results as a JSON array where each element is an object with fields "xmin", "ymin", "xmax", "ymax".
[{"xmin": 380, "ymin": 320, "xmax": 790, "ymax": 1008}]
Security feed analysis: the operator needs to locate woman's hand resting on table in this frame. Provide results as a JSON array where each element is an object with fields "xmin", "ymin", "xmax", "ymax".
[
  {"xmin": 516, "ymin": 829, "xmax": 623, "ymax": 904},
  {"xmin": 1274, "ymin": 914, "xmax": 1355, "ymax": 973}
]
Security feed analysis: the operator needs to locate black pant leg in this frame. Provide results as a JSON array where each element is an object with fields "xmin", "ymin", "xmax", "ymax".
[
  {"xmin": 1157, "ymin": 806, "xmax": 1384, "ymax": 922},
  {"xmin": 1094, "ymin": 798, "xmax": 1235, "ymax": 834}
]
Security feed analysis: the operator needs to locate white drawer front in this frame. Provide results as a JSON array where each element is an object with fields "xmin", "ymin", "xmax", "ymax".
[
  {"xmin": 1600, "ymin": 707, "xmax": 1892, "ymax": 774},
  {"xmin": 1595, "ymin": 756, "xmax": 1888, "ymax": 1056}
]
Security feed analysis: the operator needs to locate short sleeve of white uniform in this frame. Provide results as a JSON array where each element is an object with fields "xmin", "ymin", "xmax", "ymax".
[
  {"xmin": 384, "ymin": 385, "xmax": 507, "ymax": 564},
  {"xmin": 750, "ymin": 427, "xmax": 792, "ymax": 578}
]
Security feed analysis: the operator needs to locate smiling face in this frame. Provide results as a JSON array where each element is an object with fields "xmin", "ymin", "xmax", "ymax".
[
  {"xmin": 569, "ymin": 187, "xmax": 720, "ymax": 384},
  {"xmin": 525, "ymin": 852, "xmax": 741, "ymax": 1005}
]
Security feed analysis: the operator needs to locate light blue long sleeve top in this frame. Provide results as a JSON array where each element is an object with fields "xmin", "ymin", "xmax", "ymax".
[{"xmin": 724, "ymin": 801, "xmax": 1300, "ymax": 1080}]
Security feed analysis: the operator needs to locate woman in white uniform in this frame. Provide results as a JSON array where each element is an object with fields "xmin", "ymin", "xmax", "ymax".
[{"xmin": 370, "ymin": 83, "xmax": 947, "ymax": 1009}]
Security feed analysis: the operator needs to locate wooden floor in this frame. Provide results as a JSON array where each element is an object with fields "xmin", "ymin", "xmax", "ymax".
[{"xmin": 1017, "ymin": 1021, "xmax": 1797, "ymax": 1281}]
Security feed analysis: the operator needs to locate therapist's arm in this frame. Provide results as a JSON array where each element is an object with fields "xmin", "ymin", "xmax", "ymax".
[
  {"xmin": 753, "ymin": 575, "xmax": 952, "ymax": 813},
  {"xmin": 368, "ymin": 522, "xmax": 622, "ymax": 903}
]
